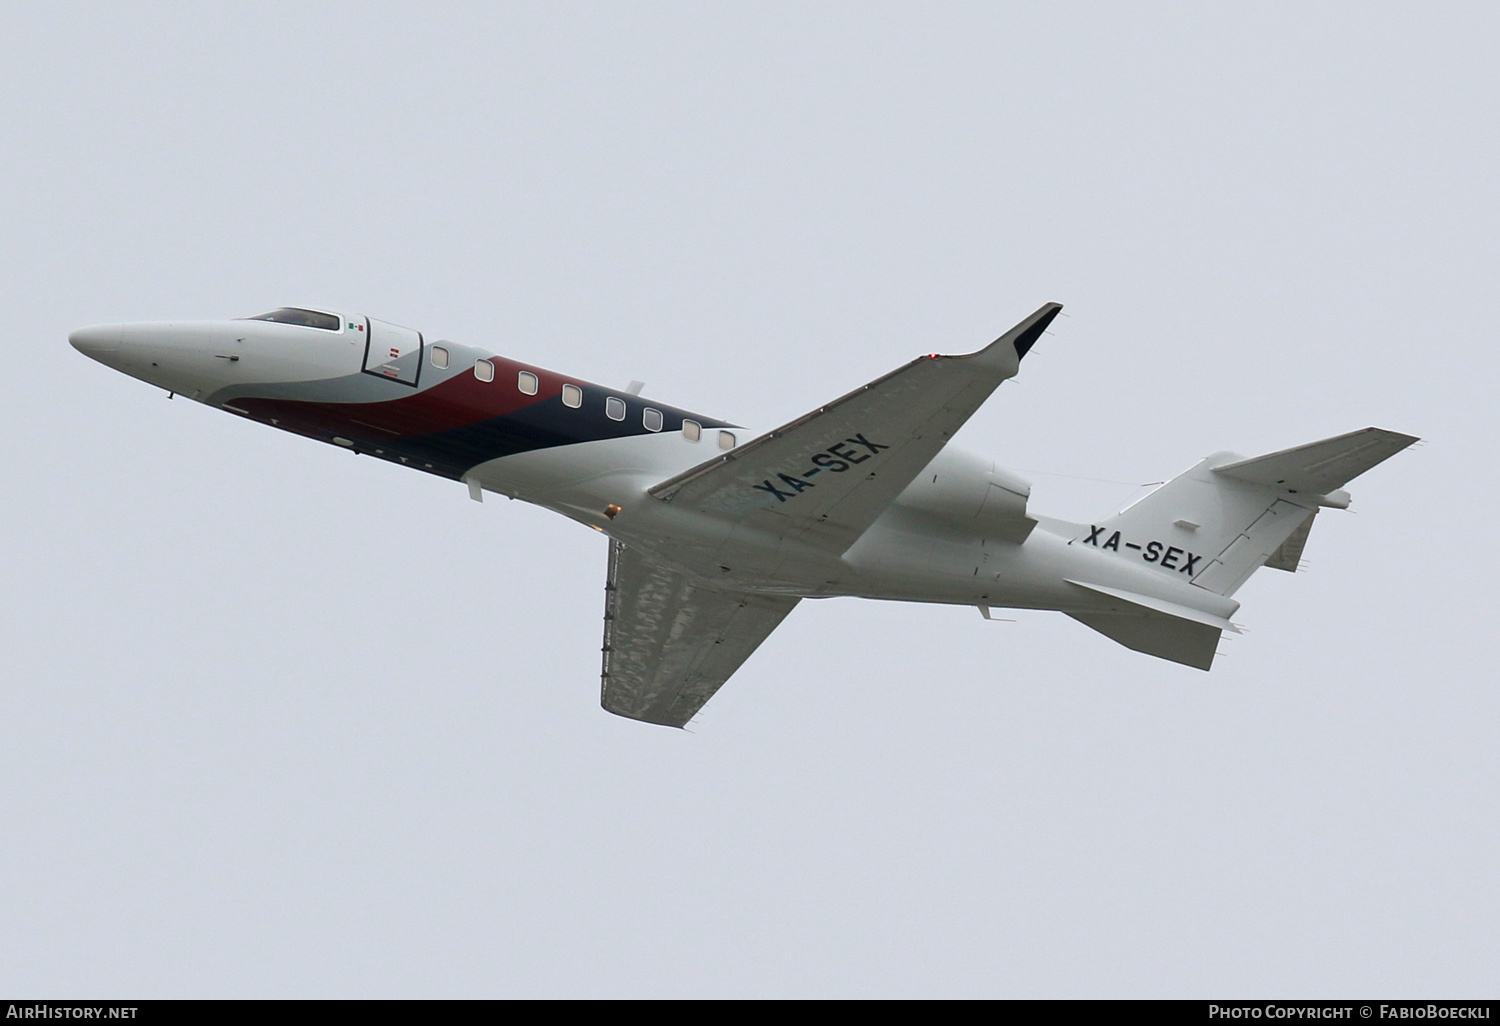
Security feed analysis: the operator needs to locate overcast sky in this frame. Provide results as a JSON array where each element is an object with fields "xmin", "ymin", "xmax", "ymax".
[{"xmin": 2, "ymin": 2, "xmax": 1495, "ymax": 998}]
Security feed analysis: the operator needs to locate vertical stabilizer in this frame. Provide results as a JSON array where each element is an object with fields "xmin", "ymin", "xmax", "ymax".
[{"xmin": 1076, "ymin": 428, "xmax": 1416, "ymax": 598}]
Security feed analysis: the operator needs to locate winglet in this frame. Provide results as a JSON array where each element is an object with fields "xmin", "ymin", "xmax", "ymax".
[
  {"xmin": 1005, "ymin": 302, "xmax": 1063, "ymax": 360},
  {"xmin": 955, "ymin": 302, "xmax": 1063, "ymax": 377}
]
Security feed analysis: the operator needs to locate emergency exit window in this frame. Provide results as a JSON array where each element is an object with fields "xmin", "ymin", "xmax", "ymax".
[
  {"xmin": 562, "ymin": 384, "xmax": 582, "ymax": 408},
  {"xmin": 474, "ymin": 359, "xmax": 495, "ymax": 382},
  {"xmin": 431, "ymin": 346, "xmax": 449, "ymax": 369},
  {"xmin": 605, "ymin": 396, "xmax": 626, "ymax": 421},
  {"xmin": 517, "ymin": 371, "xmax": 538, "ymax": 395}
]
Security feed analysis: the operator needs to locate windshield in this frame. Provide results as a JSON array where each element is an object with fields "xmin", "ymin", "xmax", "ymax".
[{"xmin": 244, "ymin": 307, "xmax": 341, "ymax": 331}]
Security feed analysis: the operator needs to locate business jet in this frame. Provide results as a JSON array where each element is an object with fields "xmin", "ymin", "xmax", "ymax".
[{"xmin": 70, "ymin": 305, "xmax": 1416, "ymax": 727}]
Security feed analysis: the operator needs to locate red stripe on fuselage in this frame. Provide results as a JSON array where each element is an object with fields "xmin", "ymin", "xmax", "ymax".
[{"xmin": 233, "ymin": 355, "xmax": 562, "ymax": 440}]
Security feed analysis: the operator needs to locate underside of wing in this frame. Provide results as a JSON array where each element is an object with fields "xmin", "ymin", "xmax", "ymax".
[
  {"xmin": 601, "ymin": 541, "xmax": 800, "ymax": 727},
  {"xmin": 648, "ymin": 303, "xmax": 1061, "ymax": 555}
]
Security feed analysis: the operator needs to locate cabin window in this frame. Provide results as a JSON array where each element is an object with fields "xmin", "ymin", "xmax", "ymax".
[
  {"xmin": 682, "ymin": 419, "xmax": 701, "ymax": 442},
  {"xmin": 605, "ymin": 396, "xmax": 626, "ymax": 421},
  {"xmin": 562, "ymin": 384, "xmax": 582, "ymax": 408},
  {"xmin": 431, "ymin": 346, "xmax": 449, "ymax": 369},
  {"xmin": 718, "ymin": 430, "xmax": 736, "ymax": 450},
  {"xmin": 517, "ymin": 371, "xmax": 538, "ymax": 395},
  {"xmin": 474, "ymin": 359, "xmax": 494, "ymax": 382},
  {"xmin": 642, "ymin": 408, "xmax": 663, "ymax": 432}
]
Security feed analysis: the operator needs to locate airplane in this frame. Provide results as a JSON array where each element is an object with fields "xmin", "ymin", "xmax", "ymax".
[{"xmin": 69, "ymin": 304, "xmax": 1417, "ymax": 728}]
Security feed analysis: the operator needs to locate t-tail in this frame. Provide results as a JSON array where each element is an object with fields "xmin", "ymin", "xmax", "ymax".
[{"xmin": 1068, "ymin": 427, "xmax": 1418, "ymax": 667}]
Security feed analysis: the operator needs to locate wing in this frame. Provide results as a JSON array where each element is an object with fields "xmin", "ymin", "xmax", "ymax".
[
  {"xmin": 650, "ymin": 303, "xmax": 1061, "ymax": 554},
  {"xmin": 601, "ymin": 540, "xmax": 800, "ymax": 727}
]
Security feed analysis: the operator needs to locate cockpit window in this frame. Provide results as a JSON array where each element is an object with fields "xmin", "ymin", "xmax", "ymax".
[{"xmin": 244, "ymin": 307, "xmax": 341, "ymax": 331}]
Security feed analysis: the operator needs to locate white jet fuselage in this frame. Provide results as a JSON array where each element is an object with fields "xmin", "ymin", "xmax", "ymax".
[
  {"xmin": 70, "ymin": 305, "xmax": 1413, "ymax": 726},
  {"xmin": 69, "ymin": 310, "xmax": 1216, "ymax": 617}
]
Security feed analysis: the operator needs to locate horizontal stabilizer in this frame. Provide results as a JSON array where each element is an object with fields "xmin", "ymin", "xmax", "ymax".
[
  {"xmin": 1064, "ymin": 580, "xmax": 1238, "ymax": 671},
  {"xmin": 1213, "ymin": 427, "xmax": 1418, "ymax": 497}
]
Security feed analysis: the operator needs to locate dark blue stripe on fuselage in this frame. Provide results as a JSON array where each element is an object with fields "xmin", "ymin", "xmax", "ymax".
[{"xmin": 335, "ymin": 395, "xmax": 730, "ymax": 480}]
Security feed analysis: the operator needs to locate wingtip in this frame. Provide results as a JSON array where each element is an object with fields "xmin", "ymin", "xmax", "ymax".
[
  {"xmin": 1373, "ymin": 427, "xmax": 1422, "ymax": 448},
  {"xmin": 1010, "ymin": 302, "xmax": 1063, "ymax": 360}
]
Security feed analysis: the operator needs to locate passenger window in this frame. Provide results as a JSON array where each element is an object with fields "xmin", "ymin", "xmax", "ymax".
[
  {"xmin": 431, "ymin": 346, "xmax": 449, "ymax": 369},
  {"xmin": 682, "ymin": 419, "xmax": 701, "ymax": 442},
  {"xmin": 642, "ymin": 408, "xmax": 663, "ymax": 432},
  {"xmin": 474, "ymin": 359, "xmax": 495, "ymax": 382},
  {"xmin": 517, "ymin": 371, "xmax": 538, "ymax": 395},
  {"xmin": 562, "ymin": 384, "xmax": 582, "ymax": 408},
  {"xmin": 605, "ymin": 396, "xmax": 626, "ymax": 421},
  {"xmin": 718, "ymin": 430, "xmax": 736, "ymax": 450}
]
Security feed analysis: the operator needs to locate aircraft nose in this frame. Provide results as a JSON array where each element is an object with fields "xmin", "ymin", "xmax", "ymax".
[{"xmin": 69, "ymin": 324, "xmax": 125, "ymax": 358}]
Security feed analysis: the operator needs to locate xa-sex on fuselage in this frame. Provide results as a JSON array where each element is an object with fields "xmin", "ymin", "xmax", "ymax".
[{"xmin": 67, "ymin": 310, "xmax": 1240, "ymax": 628}]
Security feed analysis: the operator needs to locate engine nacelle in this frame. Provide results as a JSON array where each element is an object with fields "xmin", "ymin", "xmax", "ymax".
[{"xmin": 893, "ymin": 448, "xmax": 1035, "ymax": 543}]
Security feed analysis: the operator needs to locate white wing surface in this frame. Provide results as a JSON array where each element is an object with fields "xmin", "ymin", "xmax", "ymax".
[
  {"xmin": 601, "ymin": 541, "xmax": 800, "ymax": 727},
  {"xmin": 649, "ymin": 303, "xmax": 1061, "ymax": 555},
  {"xmin": 1213, "ymin": 427, "xmax": 1419, "ymax": 496}
]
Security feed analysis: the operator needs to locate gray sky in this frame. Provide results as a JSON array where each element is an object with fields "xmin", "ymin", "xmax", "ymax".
[{"xmin": 2, "ymin": 2, "xmax": 1495, "ymax": 997}]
